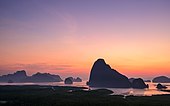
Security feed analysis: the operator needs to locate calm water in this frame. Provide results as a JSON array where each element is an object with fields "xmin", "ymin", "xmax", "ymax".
[{"xmin": 0, "ymin": 81, "xmax": 170, "ymax": 96}]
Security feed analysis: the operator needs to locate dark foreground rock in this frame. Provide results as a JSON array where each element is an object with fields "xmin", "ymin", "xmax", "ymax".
[{"xmin": 88, "ymin": 58, "xmax": 131, "ymax": 88}]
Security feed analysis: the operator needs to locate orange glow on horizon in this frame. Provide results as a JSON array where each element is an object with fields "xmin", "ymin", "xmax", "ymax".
[{"xmin": 0, "ymin": 0, "xmax": 170, "ymax": 80}]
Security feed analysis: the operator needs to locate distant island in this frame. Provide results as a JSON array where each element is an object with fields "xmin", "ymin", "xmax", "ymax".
[
  {"xmin": 87, "ymin": 58, "xmax": 148, "ymax": 89},
  {"xmin": 0, "ymin": 70, "xmax": 83, "ymax": 83},
  {"xmin": 21, "ymin": 72, "xmax": 63, "ymax": 82},
  {"xmin": 152, "ymin": 76, "xmax": 170, "ymax": 83},
  {"xmin": 64, "ymin": 77, "xmax": 82, "ymax": 84},
  {"xmin": 0, "ymin": 70, "xmax": 63, "ymax": 83}
]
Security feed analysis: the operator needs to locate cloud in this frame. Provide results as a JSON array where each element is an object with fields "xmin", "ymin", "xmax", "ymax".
[
  {"xmin": 0, "ymin": 63, "xmax": 72, "ymax": 75},
  {"xmin": 15, "ymin": 63, "xmax": 72, "ymax": 70}
]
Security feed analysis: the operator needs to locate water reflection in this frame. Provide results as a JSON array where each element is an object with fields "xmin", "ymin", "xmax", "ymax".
[
  {"xmin": 0, "ymin": 82, "xmax": 170, "ymax": 96},
  {"xmin": 91, "ymin": 82, "xmax": 170, "ymax": 96}
]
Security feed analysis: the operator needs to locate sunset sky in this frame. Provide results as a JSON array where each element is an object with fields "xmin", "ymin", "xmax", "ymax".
[{"xmin": 0, "ymin": 0, "xmax": 170, "ymax": 80}]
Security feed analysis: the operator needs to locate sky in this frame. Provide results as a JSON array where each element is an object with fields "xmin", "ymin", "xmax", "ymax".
[{"xmin": 0, "ymin": 0, "xmax": 170, "ymax": 80}]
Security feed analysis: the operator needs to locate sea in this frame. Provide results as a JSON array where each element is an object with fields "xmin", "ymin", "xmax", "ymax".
[{"xmin": 0, "ymin": 81, "xmax": 170, "ymax": 96}]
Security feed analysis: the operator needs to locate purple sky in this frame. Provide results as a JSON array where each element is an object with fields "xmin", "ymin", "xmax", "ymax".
[{"xmin": 0, "ymin": 0, "xmax": 170, "ymax": 80}]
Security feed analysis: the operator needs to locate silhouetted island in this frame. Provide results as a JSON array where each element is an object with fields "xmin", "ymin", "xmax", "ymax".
[
  {"xmin": 87, "ymin": 58, "xmax": 149, "ymax": 88},
  {"xmin": 64, "ymin": 77, "xmax": 73, "ymax": 84},
  {"xmin": 74, "ymin": 77, "xmax": 82, "ymax": 82},
  {"xmin": 88, "ymin": 58, "xmax": 131, "ymax": 88},
  {"xmin": 131, "ymin": 78, "xmax": 148, "ymax": 89},
  {"xmin": 0, "ymin": 70, "xmax": 27, "ymax": 82},
  {"xmin": 153, "ymin": 76, "xmax": 170, "ymax": 83},
  {"xmin": 22, "ymin": 72, "xmax": 63, "ymax": 82},
  {"xmin": 156, "ymin": 83, "xmax": 167, "ymax": 89},
  {"xmin": 0, "ymin": 70, "xmax": 62, "ymax": 83},
  {"xmin": 129, "ymin": 78, "xmax": 148, "ymax": 89},
  {"xmin": 64, "ymin": 77, "xmax": 82, "ymax": 84},
  {"xmin": 144, "ymin": 80, "xmax": 151, "ymax": 82},
  {"xmin": 129, "ymin": 78, "xmax": 135, "ymax": 83},
  {"xmin": 7, "ymin": 79, "xmax": 14, "ymax": 83}
]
